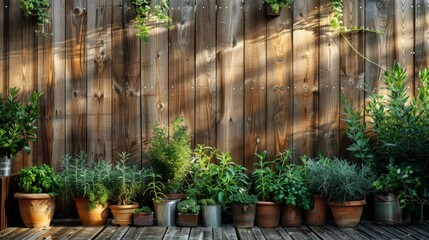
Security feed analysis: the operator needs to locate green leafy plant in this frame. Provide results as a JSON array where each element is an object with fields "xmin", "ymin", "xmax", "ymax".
[
  {"xmin": 229, "ymin": 192, "xmax": 258, "ymax": 205},
  {"xmin": 147, "ymin": 117, "xmax": 192, "ymax": 194},
  {"xmin": 134, "ymin": 206, "xmax": 153, "ymax": 213},
  {"xmin": 110, "ymin": 152, "xmax": 146, "ymax": 205},
  {"xmin": 17, "ymin": 164, "xmax": 60, "ymax": 195},
  {"xmin": 144, "ymin": 170, "xmax": 166, "ymax": 203},
  {"xmin": 0, "ymin": 87, "xmax": 43, "ymax": 158},
  {"xmin": 58, "ymin": 152, "xmax": 112, "ymax": 210},
  {"xmin": 314, "ymin": 156, "xmax": 374, "ymax": 203},
  {"xmin": 177, "ymin": 199, "xmax": 200, "ymax": 214},
  {"xmin": 198, "ymin": 198, "xmax": 217, "ymax": 206},
  {"xmin": 132, "ymin": 0, "xmax": 173, "ymax": 42},
  {"xmin": 302, "ymin": 154, "xmax": 332, "ymax": 194},
  {"xmin": 18, "ymin": 0, "xmax": 51, "ymax": 36},
  {"xmin": 265, "ymin": 0, "xmax": 293, "ymax": 14}
]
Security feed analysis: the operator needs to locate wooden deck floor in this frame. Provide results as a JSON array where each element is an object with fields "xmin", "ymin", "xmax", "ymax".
[{"xmin": 1, "ymin": 220, "xmax": 429, "ymax": 240}]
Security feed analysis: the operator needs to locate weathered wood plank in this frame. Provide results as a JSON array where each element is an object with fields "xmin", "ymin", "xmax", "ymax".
[
  {"xmin": 414, "ymin": 0, "xmax": 429, "ymax": 91},
  {"xmin": 94, "ymin": 226, "xmax": 120, "ymax": 239},
  {"xmin": 243, "ymin": 0, "xmax": 267, "ymax": 169},
  {"xmin": 168, "ymin": 0, "xmax": 196, "ymax": 142},
  {"xmin": 292, "ymin": 0, "xmax": 320, "ymax": 162},
  {"xmin": 111, "ymin": 0, "xmax": 141, "ymax": 164},
  {"xmin": 261, "ymin": 227, "xmax": 289, "ymax": 240},
  {"xmin": 266, "ymin": 3, "xmax": 294, "ymax": 157},
  {"xmin": 194, "ymin": 0, "xmax": 216, "ymax": 147},
  {"xmin": 164, "ymin": 227, "xmax": 191, "ymax": 240},
  {"xmin": 0, "ymin": 227, "xmax": 19, "ymax": 238},
  {"xmin": 216, "ymin": 0, "xmax": 244, "ymax": 164},
  {"xmin": 339, "ymin": 0, "xmax": 365, "ymax": 160},
  {"xmin": 141, "ymin": 0, "xmax": 170, "ymax": 166},
  {"xmin": 219, "ymin": 225, "xmax": 238, "ymax": 240},
  {"xmin": 189, "ymin": 226, "xmax": 212, "ymax": 240},
  {"xmin": 1, "ymin": 228, "xmax": 31, "ymax": 240},
  {"xmin": 137, "ymin": 226, "xmax": 166, "ymax": 240},
  {"xmin": 318, "ymin": 0, "xmax": 340, "ymax": 157},
  {"xmin": 237, "ymin": 228, "xmax": 257, "ymax": 240},
  {"xmin": 335, "ymin": 225, "xmax": 371, "ymax": 240},
  {"xmin": 15, "ymin": 227, "xmax": 50, "ymax": 240},
  {"xmin": 35, "ymin": 226, "xmax": 76, "ymax": 240},
  {"xmin": 376, "ymin": 225, "xmax": 418, "ymax": 240},
  {"xmin": 358, "ymin": 221, "xmax": 398, "ymax": 239},
  {"xmin": 307, "ymin": 226, "xmax": 337, "ymax": 240},
  {"xmin": 122, "ymin": 226, "xmax": 144, "ymax": 240},
  {"xmin": 324, "ymin": 224, "xmax": 362, "ymax": 240},
  {"xmin": 395, "ymin": 225, "xmax": 429, "ymax": 239},
  {"xmin": 65, "ymin": 0, "xmax": 88, "ymax": 156},
  {"xmin": 251, "ymin": 226, "xmax": 266, "ymax": 240},
  {"xmin": 59, "ymin": 226, "xmax": 105, "ymax": 240},
  {"xmin": 87, "ymin": 0, "xmax": 113, "ymax": 163},
  {"xmin": 109, "ymin": 226, "xmax": 130, "ymax": 239},
  {"xmin": 284, "ymin": 226, "xmax": 315, "ymax": 240}
]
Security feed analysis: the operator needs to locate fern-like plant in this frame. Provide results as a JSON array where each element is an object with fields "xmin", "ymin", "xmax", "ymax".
[{"xmin": 18, "ymin": 0, "xmax": 51, "ymax": 36}]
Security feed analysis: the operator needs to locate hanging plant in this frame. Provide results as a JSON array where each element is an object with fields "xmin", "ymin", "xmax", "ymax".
[
  {"xmin": 18, "ymin": 0, "xmax": 51, "ymax": 36},
  {"xmin": 132, "ymin": 0, "xmax": 173, "ymax": 43}
]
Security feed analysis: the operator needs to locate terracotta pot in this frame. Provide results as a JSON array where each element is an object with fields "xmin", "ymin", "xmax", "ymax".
[
  {"xmin": 176, "ymin": 213, "xmax": 199, "ymax": 227},
  {"xmin": 374, "ymin": 193, "xmax": 410, "ymax": 225},
  {"xmin": 133, "ymin": 212, "xmax": 154, "ymax": 226},
  {"xmin": 281, "ymin": 204, "xmax": 302, "ymax": 227},
  {"xmin": 305, "ymin": 194, "xmax": 327, "ymax": 226},
  {"xmin": 328, "ymin": 200, "xmax": 366, "ymax": 228},
  {"xmin": 255, "ymin": 201, "xmax": 281, "ymax": 228},
  {"xmin": 166, "ymin": 193, "xmax": 186, "ymax": 200},
  {"xmin": 231, "ymin": 204, "xmax": 256, "ymax": 228},
  {"xmin": 14, "ymin": 193, "xmax": 55, "ymax": 227},
  {"xmin": 75, "ymin": 197, "xmax": 109, "ymax": 226},
  {"xmin": 109, "ymin": 203, "xmax": 139, "ymax": 226}
]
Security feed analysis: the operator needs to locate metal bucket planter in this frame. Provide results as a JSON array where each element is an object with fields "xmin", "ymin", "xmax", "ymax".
[
  {"xmin": 0, "ymin": 156, "xmax": 12, "ymax": 177},
  {"xmin": 374, "ymin": 193, "xmax": 410, "ymax": 225},
  {"xmin": 201, "ymin": 204, "xmax": 221, "ymax": 227},
  {"xmin": 153, "ymin": 199, "xmax": 179, "ymax": 226}
]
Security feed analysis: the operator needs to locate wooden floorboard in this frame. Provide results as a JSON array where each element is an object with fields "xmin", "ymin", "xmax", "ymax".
[{"xmin": 1, "ymin": 222, "xmax": 429, "ymax": 239}]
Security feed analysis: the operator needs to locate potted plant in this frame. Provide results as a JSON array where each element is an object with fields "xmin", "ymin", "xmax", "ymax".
[
  {"xmin": 14, "ymin": 164, "xmax": 60, "ymax": 227},
  {"xmin": 317, "ymin": 157, "xmax": 374, "ymax": 228},
  {"xmin": 146, "ymin": 117, "xmax": 192, "ymax": 199},
  {"xmin": 198, "ymin": 198, "xmax": 221, "ymax": 227},
  {"xmin": 145, "ymin": 170, "xmax": 179, "ymax": 226},
  {"xmin": 275, "ymin": 152, "xmax": 312, "ymax": 227},
  {"xmin": 132, "ymin": 0, "xmax": 173, "ymax": 42},
  {"xmin": 265, "ymin": 0, "xmax": 293, "ymax": 16},
  {"xmin": 229, "ymin": 192, "xmax": 257, "ymax": 228},
  {"xmin": 302, "ymin": 155, "xmax": 330, "ymax": 226},
  {"xmin": 0, "ymin": 87, "xmax": 43, "ymax": 176},
  {"xmin": 58, "ymin": 152, "xmax": 112, "ymax": 226},
  {"xmin": 18, "ymin": 0, "xmax": 51, "ymax": 36},
  {"xmin": 133, "ymin": 206, "xmax": 154, "ymax": 226},
  {"xmin": 109, "ymin": 152, "xmax": 145, "ymax": 226},
  {"xmin": 176, "ymin": 198, "xmax": 200, "ymax": 227},
  {"xmin": 251, "ymin": 150, "xmax": 282, "ymax": 228},
  {"xmin": 343, "ymin": 61, "xmax": 429, "ymax": 222}
]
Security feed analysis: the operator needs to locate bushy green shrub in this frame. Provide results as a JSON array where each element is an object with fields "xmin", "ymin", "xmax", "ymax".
[{"xmin": 18, "ymin": 164, "xmax": 60, "ymax": 195}]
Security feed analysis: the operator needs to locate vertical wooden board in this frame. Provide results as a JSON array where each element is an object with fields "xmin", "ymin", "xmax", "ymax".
[
  {"xmin": 168, "ymin": 0, "xmax": 196, "ymax": 144},
  {"xmin": 318, "ymin": 0, "xmax": 340, "ymax": 157},
  {"xmin": 216, "ymin": 0, "xmax": 244, "ymax": 164},
  {"xmin": 195, "ymin": 0, "xmax": 216, "ymax": 147},
  {"xmin": 87, "ymin": 0, "xmax": 113, "ymax": 163},
  {"xmin": 414, "ymin": 0, "xmax": 429, "ymax": 91},
  {"xmin": 266, "ymin": 3, "xmax": 294, "ymax": 158},
  {"xmin": 364, "ymin": 0, "xmax": 394, "ymax": 95},
  {"xmin": 65, "ymin": 0, "xmax": 88, "ymax": 156},
  {"xmin": 37, "ymin": 3, "xmax": 54, "ymax": 166},
  {"xmin": 394, "ymin": 0, "xmax": 414, "ymax": 94},
  {"xmin": 6, "ymin": 1, "xmax": 37, "ymax": 173},
  {"xmin": 141, "ymin": 0, "xmax": 169, "ymax": 166},
  {"xmin": 339, "ymin": 0, "xmax": 365, "ymax": 160},
  {"xmin": 0, "ymin": 0, "xmax": 5, "ymax": 96},
  {"xmin": 111, "ymin": 0, "xmax": 141, "ymax": 164},
  {"xmin": 244, "ymin": 0, "xmax": 267, "ymax": 170},
  {"xmin": 292, "ymin": 0, "xmax": 319, "ymax": 162}
]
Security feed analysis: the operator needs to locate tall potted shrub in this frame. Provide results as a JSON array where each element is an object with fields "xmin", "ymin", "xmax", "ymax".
[
  {"xmin": 109, "ymin": 152, "xmax": 145, "ymax": 226},
  {"xmin": 318, "ymin": 157, "xmax": 374, "ymax": 227},
  {"xmin": 0, "ymin": 88, "xmax": 43, "ymax": 176},
  {"xmin": 58, "ymin": 152, "xmax": 112, "ymax": 226},
  {"xmin": 14, "ymin": 164, "xmax": 60, "ymax": 227},
  {"xmin": 343, "ymin": 61, "xmax": 429, "ymax": 222}
]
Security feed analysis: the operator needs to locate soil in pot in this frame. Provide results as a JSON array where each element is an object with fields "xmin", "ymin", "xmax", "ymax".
[
  {"xmin": 109, "ymin": 203, "xmax": 139, "ymax": 226},
  {"xmin": 374, "ymin": 193, "xmax": 410, "ymax": 225},
  {"xmin": 176, "ymin": 213, "xmax": 199, "ymax": 227},
  {"xmin": 75, "ymin": 197, "xmax": 109, "ymax": 226},
  {"xmin": 231, "ymin": 204, "xmax": 256, "ymax": 228},
  {"xmin": 329, "ymin": 200, "xmax": 366, "ymax": 228},
  {"xmin": 14, "ymin": 193, "xmax": 55, "ymax": 227},
  {"xmin": 281, "ymin": 204, "xmax": 302, "ymax": 227},
  {"xmin": 255, "ymin": 201, "xmax": 281, "ymax": 228},
  {"xmin": 305, "ymin": 194, "xmax": 327, "ymax": 226}
]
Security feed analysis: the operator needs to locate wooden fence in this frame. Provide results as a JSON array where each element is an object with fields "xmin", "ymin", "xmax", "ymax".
[{"xmin": 0, "ymin": 0, "xmax": 428, "ymax": 172}]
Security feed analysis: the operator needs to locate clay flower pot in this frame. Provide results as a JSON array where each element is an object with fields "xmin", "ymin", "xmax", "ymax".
[
  {"xmin": 75, "ymin": 197, "xmax": 109, "ymax": 226},
  {"xmin": 305, "ymin": 194, "xmax": 327, "ymax": 226},
  {"xmin": 110, "ymin": 203, "xmax": 139, "ymax": 226},
  {"xmin": 14, "ymin": 193, "xmax": 55, "ymax": 227},
  {"xmin": 281, "ymin": 204, "xmax": 302, "ymax": 227},
  {"xmin": 328, "ymin": 200, "xmax": 366, "ymax": 228},
  {"xmin": 231, "ymin": 204, "xmax": 256, "ymax": 228},
  {"xmin": 255, "ymin": 201, "xmax": 281, "ymax": 228}
]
